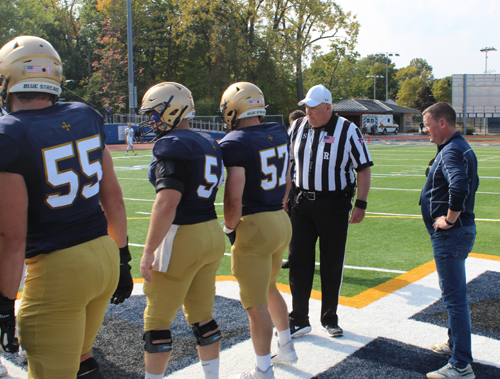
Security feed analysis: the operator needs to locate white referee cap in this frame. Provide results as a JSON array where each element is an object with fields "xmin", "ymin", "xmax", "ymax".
[{"xmin": 298, "ymin": 84, "xmax": 332, "ymax": 107}]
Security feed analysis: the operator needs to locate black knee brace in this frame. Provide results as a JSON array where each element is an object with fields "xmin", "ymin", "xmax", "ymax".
[
  {"xmin": 143, "ymin": 330, "xmax": 173, "ymax": 353},
  {"xmin": 191, "ymin": 320, "xmax": 222, "ymax": 346},
  {"xmin": 77, "ymin": 357, "xmax": 104, "ymax": 378}
]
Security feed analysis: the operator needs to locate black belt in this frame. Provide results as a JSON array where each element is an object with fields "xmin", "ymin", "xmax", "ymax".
[{"xmin": 296, "ymin": 189, "xmax": 350, "ymax": 201}]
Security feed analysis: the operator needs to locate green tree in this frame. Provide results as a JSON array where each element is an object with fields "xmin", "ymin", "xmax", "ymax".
[
  {"xmin": 304, "ymin": 53, "xmax": 401, "ymax": 102},
  {"xmin": 410, "ymin": 58, "xmax": 434, "ymax": 81},
  {"xmin": 396, "ymin": 58, "xmax": 434, "ymax": 83},
  {"xmin": 396, "ymin": 77, "xmax": 426, "ymax": 109},
  {"xmin": 413, "ymin": 85, "xmax": 436, "ymax": 113},
  {"xmin": 0, "ymin": 0, "xmax": 55, "ymax": 46},
  {"xmin": 304, "ymin": 52, "xmax": 362, "ymax": 102},
  {"xmin": 432, "ymin": 77, "xmax": 452, "ymax": 103},
  {"xmin": 396, "ymin": 65, "xmax": 419, "ymax": 82},
  {"xmin": 268, "ymin": 0, "xmax": 359, "ymax": 103}
]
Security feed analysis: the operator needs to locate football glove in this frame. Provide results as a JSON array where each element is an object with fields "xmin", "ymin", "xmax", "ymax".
[
  {"xmin": 0, "ymin": 293, "xmax": 19, "ymax": 353},
  {"xmin": 110, "ymin": 244, "xmax": 134, "ymax": 305},
  {"xmin": 222, "ymin": 222, "xmax": 236, "ymax": 246}
]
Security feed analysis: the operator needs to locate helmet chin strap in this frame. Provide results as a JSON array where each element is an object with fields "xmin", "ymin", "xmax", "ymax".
[
  {"xmin": 150, "ymin": 96, "xmax": 174, "ymax": 143},
  {"xmin": 151, "ymin": 104, "xmax": 189, "ymax": 143},
  {"xmin": 0, "ymin": 75, "xmax": 9, "ymax": 113},
  {"xmin": 229, "ymin": 111, "xmax": 237, "ymax": 131}
]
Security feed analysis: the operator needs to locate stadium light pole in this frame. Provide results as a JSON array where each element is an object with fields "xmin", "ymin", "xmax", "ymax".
[
  {"xmin": 374, "ymin": 52, "xmax": 400, "ymax": 101},
  {"xmin": 126, "ymin": 0, "xmax": 135, "ymax": 116},
  {"xmin": 480, "ymin": 47, "xmax": 497, "ymax": 74},
  {"xmin": 367, "ymin": 75, "xmax": 384, "ymax": 100}
]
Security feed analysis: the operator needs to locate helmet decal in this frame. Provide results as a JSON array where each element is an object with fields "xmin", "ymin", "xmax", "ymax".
[
  {"xmin": 0, "ymin": 36, "xmax": 63, "ymax": 107},
  {"xmin": 219, "ymin": 82, "xmax": 266, "ymax": 131}
]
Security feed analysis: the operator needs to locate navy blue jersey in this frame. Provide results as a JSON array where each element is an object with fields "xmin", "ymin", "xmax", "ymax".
[
  {"xmin": 0, "ymin": 102, "xmax": 109, "ymax": 258},
  {"xmin": 219, "ymin": 122, "xmax": 289, "ymax": 216},
  {"xmin": 149, "ymin": 129, "xmax": 223, "ymax": 225}
]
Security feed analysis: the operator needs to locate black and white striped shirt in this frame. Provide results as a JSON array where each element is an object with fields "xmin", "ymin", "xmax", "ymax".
[{"xmin": 289, "ymin": 114, "xmax": 373, "ymax": 192}]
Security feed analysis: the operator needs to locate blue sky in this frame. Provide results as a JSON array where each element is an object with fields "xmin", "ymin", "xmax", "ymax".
[{"xmin": 332, "ymin": 0, "xmax": 500, "ymax": 79}]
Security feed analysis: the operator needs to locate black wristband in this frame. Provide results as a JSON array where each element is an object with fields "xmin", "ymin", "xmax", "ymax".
[
  {"xmin": 445, "ymin": 218, "xmax": 455, "ymax": 226},
  {"xmin": 0, "ymin": 293, "xmax": 15, "ymax": 314},
  {"xmin": 119, "ymin": 245, "xmax": 132, "ymax": 264},
  {"xmin": 355, "ymin": 199, "xmax": 367, "ymax": 210}
]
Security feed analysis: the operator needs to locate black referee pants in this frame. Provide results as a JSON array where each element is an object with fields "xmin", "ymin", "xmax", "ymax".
[{"xmin": 288, "ymin": 194, "xmax": 352, "ymax": 327}]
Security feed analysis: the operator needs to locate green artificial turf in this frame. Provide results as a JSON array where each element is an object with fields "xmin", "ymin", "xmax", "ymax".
[{"xmin": 113, "ymin": 144, "xmax": 500, "ymax": 298}]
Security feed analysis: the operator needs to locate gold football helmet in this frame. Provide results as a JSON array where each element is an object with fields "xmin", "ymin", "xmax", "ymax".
[
  {"xmin": 0, "ymin": 36, "xmax": 63, "ymax": 107},
  {"xmin": 219, "ymin": 82, "xmax": 266, "ymax": 130},
  {"xmin": 139, "ymin": 82, "xmax": 195, "ymax": 138}
]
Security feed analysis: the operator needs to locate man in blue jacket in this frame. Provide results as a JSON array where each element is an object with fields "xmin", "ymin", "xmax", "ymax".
[{"xmin": 420, "ymin": 102, "xmax": 479, "ymax": 379}]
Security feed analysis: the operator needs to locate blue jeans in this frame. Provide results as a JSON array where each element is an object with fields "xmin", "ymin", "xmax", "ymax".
[{"xmin": 431, "ymin": 225, "xmax": 476, "ymax": 368}]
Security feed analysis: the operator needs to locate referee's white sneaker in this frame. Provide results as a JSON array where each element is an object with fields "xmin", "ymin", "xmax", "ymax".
[
  {"xmin": 271, "ymin": 340, "xmax": 298, "ymax": 364},
  {"xmin": 0, "ymin": 362, "xmax": 7, "ymax": 378}
]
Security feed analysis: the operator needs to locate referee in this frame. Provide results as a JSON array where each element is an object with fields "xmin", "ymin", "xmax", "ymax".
[{"xmin": 286, "ymin": 84, "xmax": 373, "ymax": 338}]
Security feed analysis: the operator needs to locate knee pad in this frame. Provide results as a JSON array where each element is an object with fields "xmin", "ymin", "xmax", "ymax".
[
  {"xmin": 191, "ymin": 320, "xmax": 222, "ymax": 346},
  {"xmin": 143, "ymin": 330, "xmax": 173, "ymax": 353},
  {"xmin": 77, "ymin": 357, "xmax": 104, "ymax": 378}
]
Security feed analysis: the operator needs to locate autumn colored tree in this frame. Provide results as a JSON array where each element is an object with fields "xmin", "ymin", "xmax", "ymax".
[{"xmin": 88, "ymin": 17, "xmax": 129, "ymax": 112}]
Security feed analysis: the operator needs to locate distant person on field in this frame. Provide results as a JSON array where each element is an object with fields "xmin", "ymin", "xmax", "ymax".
[
  {"xmin": 281, "ymin": 109, "xmax": 305, "ymax": 270},
  {"xmin": 134, "ymin": 127, "xmax": 142, "ymax": 143},
  {"xmin": 421, "ymin": 102, "xmax": 479, "ymax": 379},
  {"xmin": 125, "ymin": 123, "xmax": 137, "ymax": 156},
  {"xmin": 105, "ymin": 105, "xmax": 112, "ymax": 124}
]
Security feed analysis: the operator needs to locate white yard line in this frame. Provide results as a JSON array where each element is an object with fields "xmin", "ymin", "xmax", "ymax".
[
  {"xmin": 117, "ymin": 177, "xmax": 150, "ymax": 180},
  {"xmin": 372, "ymin": 173, "xmax": 500, "ymax": 179},
  {"xmin": 371, "ymin": 187, "xmax": 500, "ymax": 195},
  {"xmin": 128, "ymin": 243, "xmax": 407, "ymax": 274},
  {"xmin": 128, "ymin": 205, "xmax": 500, "ymax": 222}
]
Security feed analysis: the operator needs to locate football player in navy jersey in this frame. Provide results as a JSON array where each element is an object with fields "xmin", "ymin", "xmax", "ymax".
[
  {"xmin": 219, "ymin": 82, "xmax": 297, "ymax": 379},
  {"xmin": 139, "ymin": 82, "xmax": 225, "ymax": 379},
  {"xmin": 0, "ymin": 36, "xmax": 132, "ymax": 379}
]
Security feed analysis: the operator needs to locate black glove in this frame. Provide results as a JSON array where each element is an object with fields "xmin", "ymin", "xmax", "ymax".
[
  {"xmin": 222, "ymin": 223, "xmax": 236, "ymax": 246},
  {"xmin": 110, "ymin": 244, "xmax": 134, "ymax": 305},
  {"xmin": 0, "ymin": 293, "xmax": 19, "ymax": 353}
]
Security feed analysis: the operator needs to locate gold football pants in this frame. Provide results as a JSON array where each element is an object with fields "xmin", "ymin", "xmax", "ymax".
[
  {"xmin": 231, "ymin": 210, "xmax": 292, "ymax": 309},
  {"xmin": 18, "ymin": 236, "xmax": 119, "ymax": 379},
  {"xmin": 143, "ymin": 219, "xmax": 225, "ymax": 331}
]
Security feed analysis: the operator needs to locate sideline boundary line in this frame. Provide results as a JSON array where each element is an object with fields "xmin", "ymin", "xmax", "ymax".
[
  {"xmin": 108, "ymin": 254, "xmax": 500, "ymax": 311},
  {"xmin": 126, "ymin": 214, "xmax": 500, "ymax": 222}
]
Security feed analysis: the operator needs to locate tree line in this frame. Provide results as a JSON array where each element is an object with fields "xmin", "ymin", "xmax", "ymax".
[{"xmin": 1, "ymin": 0, "xmax": 450, "ymax": 117}]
